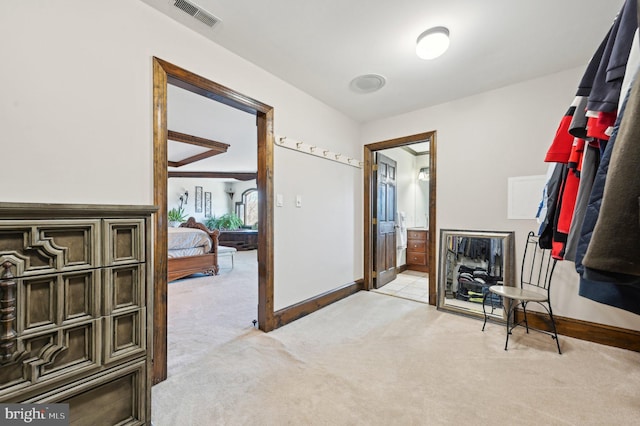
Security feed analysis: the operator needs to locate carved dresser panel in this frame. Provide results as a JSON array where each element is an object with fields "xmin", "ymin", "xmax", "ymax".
[{"xmin": 0, "ymin": 203, "xmax": 156, "ymax": 425}]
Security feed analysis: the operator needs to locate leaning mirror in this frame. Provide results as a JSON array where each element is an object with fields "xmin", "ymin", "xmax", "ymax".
[{"xmin": 437, "ymin": 229, "xmax": 515, "ymax": 320}]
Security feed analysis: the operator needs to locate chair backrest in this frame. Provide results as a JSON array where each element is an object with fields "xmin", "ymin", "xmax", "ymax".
[{"xmin": 520, "ymin": 231, "xmax": 557, "ymax": 293}]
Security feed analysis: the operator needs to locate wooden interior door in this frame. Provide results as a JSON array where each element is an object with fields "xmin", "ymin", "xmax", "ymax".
[{"xmin": 375, "ymin": 153, "xmax": 397, "ymax": 288}]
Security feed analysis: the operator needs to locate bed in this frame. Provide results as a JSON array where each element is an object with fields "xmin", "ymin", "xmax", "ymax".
[{"xmin": 167, "ymin": 217, "xmax": 220, "ymax": 281}]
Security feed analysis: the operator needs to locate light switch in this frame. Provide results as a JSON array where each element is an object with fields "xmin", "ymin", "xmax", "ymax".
[
  {"xmin": 295, "ymin": 195, "xmax": 302, "ymax": 207},
  {"xmin": 276, "ymin": 193, "xmax": 284, "ymax": 207}
]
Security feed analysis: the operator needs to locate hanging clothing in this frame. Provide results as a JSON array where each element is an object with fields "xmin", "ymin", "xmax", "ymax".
[
  {"xmin": 582, "ymin": 73, "xmax": 640, "ymax": 278},
  {"xmin": 544, "ymin": 100, "xmax": 580, "ymax": 163},
  {"xmin": 538, "ymin": 163, "xmax": 565, "ymax": 250},
  {"xmin": 538, "ymin": 0, "xmax": 640, "ymax": 314},
  {"xmin": 586, "ymin": 0, "xmax": 637, "ymax": 113},
  {"xmin": 540, "ymin": 107, "xmax": 581, "ymax": 259},
  {"xmin": 573, "ymin": 28, "xmax": 640, "ymax": 274},
  {"xmin": 576, "ymin": 76, "xmax": 640, "ymax": 314},
  {"xmin": 573, "ymin": 95, "xmax": 623, "ymax": 275},
  {"xmin": 563, "ymin": 144, "xmax": 599, "ymax": 262}
]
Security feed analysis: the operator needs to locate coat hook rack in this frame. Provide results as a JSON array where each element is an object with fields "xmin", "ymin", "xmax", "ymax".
[{"xmin": 274, "ymin": 135, "xmax": 362, "ymax": 169}]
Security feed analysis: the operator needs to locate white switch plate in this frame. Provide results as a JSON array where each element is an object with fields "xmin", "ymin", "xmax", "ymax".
[
  {"xmin": 295, "ymin": 195, "xmax": 302, "ymax": 207},
  {"xmin": 276, "ymin": 193, "xmax": 284, "ymax": 207}
]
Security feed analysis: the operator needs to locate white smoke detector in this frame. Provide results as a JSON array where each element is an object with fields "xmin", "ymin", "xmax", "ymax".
[{"xmin": 349, "ymin": 74, "xmax": 386, "ymax": 94}]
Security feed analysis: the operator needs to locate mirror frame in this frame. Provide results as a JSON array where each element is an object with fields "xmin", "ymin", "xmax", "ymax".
[{"xmin": 437, "ymin": 229, "xmax": 516, "ymax": 320}]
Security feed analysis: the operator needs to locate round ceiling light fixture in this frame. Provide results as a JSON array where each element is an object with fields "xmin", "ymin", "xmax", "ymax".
[
  {"xmin": 349, "ymin": 74, "xmax": 386, "ymax": 94},
  {"xmin": 416, "ymin": 26, "xmax": 450, "ymax": 60}
]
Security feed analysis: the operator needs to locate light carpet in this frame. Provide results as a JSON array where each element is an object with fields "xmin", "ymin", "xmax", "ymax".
[
  {"xmin": 153, "ymin": 264, "xmax": 640, "ymax": 425},
  {"xmin": 165, "ymin": 250, "xmax": 259, "ymax": 376}
]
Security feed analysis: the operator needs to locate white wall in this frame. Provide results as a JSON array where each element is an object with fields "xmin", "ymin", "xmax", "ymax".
[
  {"xmin": 361, "ymin": 68, "xmax": 640, "ymax": 331},
  {"xmin": 167, "ymin": 178, "xmax": 235, "ymax": 222},
  {"xmin": 382, "ymin": 148, "xmax": 415, "ymax": 225},
  {"xmin": 273, "ymin": 149, "xmax": 361, "ymax": 307},
  {"xmin": 0, "ymin": 1, "xmax": 361, "ymax": 311},
  {"xmin": 415, "ymin": 154, "xmax": 429, "ymax": 228}
]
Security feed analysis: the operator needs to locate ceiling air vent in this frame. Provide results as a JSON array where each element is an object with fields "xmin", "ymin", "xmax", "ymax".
[{"xmin": 173, "ymin": 0, "xmax": 221, "ymax": 28}]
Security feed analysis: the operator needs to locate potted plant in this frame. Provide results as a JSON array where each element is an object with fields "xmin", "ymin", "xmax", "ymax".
[
  {"xmin": 204, "ymin": 212, "xmax": 243, "ymax": 230},
  {"xmin": 167, "ymin": 207, "xmax": 187, "ymax": 227}
]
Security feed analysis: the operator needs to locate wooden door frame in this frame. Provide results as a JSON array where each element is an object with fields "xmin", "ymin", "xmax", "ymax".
[
  {"xmin": 152, "ymin": 57, "xmax": 275, "ymax": 384},
  {"xmin": 364, "ymin": 132, "xmax": 437, "ymax": 304}
]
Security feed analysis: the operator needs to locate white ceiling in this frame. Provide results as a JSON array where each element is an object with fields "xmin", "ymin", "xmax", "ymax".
[
  {"xmin": 168, "ymin": 84, "xmax": 257, "ymax": 173},
  {"xmin": 142, "ymin": 0, "xmax": 622, "ymax": 123}
]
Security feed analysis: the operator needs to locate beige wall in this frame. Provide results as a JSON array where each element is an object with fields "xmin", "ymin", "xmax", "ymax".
[
  {"xmin": 361, "ymin": 67, "xmax": 640, "ymax": 331},
  {"xmin": 0, "ymin": 0, "xmax": 362, "ymax": 311},
  {"xmin": 3, "ymin": 1, "xmax": 638, "ymax": 331}
]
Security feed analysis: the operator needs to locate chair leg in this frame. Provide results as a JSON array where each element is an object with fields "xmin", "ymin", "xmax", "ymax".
[
  {"xmin": 482, "ymin": 292, "xmax": 489, "ymax": 331},
  {"xmin": 547, "ymin": 305, "xmax": 562, "ymax": 355},
  {"xmin": 504, "ymin": 299, "xmax": 515, "ymax": 351},
  {"xmin": 522, "ymin": 301, "xmax": 530, "ymax": 333}
]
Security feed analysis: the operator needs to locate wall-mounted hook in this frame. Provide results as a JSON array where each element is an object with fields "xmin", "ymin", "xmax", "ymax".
[{"xmin": 274, "ymin": 135, "xmax": 363, "ymax": 169}]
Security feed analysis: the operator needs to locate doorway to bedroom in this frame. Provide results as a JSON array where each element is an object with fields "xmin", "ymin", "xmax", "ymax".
[
  {"xmin": 152, "ymin": 58, "xmax": 275, "ymax": 384},
  {"xmin": 164, "ymin": 82, "xmax": 260, "ymax": 378}
]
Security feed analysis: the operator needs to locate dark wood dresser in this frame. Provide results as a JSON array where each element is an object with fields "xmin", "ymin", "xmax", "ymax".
[
  {"xmin": 406, "ymin": 228, "xmax": 428, "ymax": 272},
  {"xmin": 218, "ymin": 229, "xmax": 258, "ymax": 251},
  {"xmin": 0, "ymin": 203, "xmax": 155, "ymax": 425}
]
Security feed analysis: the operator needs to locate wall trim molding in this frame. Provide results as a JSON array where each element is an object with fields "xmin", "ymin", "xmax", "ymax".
[
  {"xmin": 514, "ymin": 310, "xmax": 640, "ymax": 352},
  {"xmin": 273, "ymin": 280, "xmax": 364, "ymax": 328}
]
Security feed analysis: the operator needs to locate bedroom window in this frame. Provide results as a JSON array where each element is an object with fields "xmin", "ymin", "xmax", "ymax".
[{"xmin": 236, "ymin": 188, "xmax": 258, "ymax": 228}]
